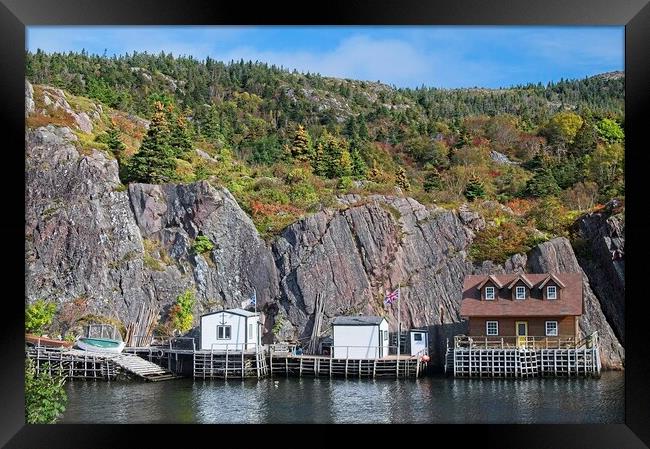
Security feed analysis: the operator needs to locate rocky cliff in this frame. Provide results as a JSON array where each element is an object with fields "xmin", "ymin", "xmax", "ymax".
[{"xmin": 24, "ymin": 81, "xmax": 625, "ymax": 369}]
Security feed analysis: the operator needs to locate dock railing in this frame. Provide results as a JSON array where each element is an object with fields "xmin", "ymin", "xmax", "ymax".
[
  {"xmin": 269, "ymin": 344, "xmax": 423, "ymax": 360},
  {"xmin": 453, "ymin": 335, "xmax": 579, "ymax": 350}
]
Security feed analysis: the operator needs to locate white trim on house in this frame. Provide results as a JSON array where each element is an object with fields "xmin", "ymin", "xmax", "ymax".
[
  {"xmin": 485, "ymin": 286, "xmax": 495, "ymax": 300},
  {"xmin": 515, "ymin": 286, "xmax": 526, "ymax": 300},
  {"xmin": 547, "ymin": 285, "xmax": 557, "ymax": 300},
  {"xmin": 545, "ymin": 320, "xmax": 558, "ymax": 336},
  {"xmin": 486, "ymin": 320, "xmax": 499, "ymax": 336}
]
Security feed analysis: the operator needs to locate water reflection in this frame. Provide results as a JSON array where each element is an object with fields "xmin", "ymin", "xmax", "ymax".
[{"xmin": 60, "ymin": 371, "xmax": 623, "ymax": 424}]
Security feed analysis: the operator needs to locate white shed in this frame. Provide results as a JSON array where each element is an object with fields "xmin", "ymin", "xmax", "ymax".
[
  {"xmin": 200, "ymin": 308, "xmax": 260, "ymax": 351},
  {"xmin": 331, "ymin": 316, "xmax": 389, "ymax": 359},
  {"xmin": 409, "ymin": 329, "xmax": 428, "ymax": 356}
]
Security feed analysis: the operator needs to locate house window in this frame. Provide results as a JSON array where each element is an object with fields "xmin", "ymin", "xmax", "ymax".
[
  {"xmin": 486, "ymin": 321, "xmax": 499, "ymax": 336},
  {"xmin": 547, "ymin": 286, "xmax": 557, "ymax": 300},
  {"xmin": 485, "ymin": 286, "xmax": 495, "ymax": 300},
  {"xmin": 545, "ymin": 321, "xmax": 558, "ymax": 336},
  {"xmin": 515, "ymin": 286, "xmax": 526, "ymax": 299},
  {"xmin": 217, "ymin": 325, "xmax": 231, "ymax": 339}
]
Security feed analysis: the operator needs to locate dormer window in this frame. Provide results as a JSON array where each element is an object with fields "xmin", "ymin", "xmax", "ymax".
[
  {"xmin": 485, "ymin": 286, "xmax": 495, "ymax": 300},
  {"xmin": 547, "ymin": 286, "xmax": 557, "ymax": 300},
  {"xmin": 515, "ymin": 286, "xmax": 526, "ymax": 300}
]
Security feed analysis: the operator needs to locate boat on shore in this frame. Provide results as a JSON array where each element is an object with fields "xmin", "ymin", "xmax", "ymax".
[{"xmin": 74, "ymin": 324, "xmax": 125, "ymax": 354}]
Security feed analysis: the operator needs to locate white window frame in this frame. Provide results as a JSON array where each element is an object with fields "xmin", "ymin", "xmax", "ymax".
[
  {"xmin": 545, "ymin": 321, "xmax": 558, "ymax": 336},
  {"xmin": 486, "ymin": 321, "xmax": 499, "ymax": 336},
  {"xmin": 217, "ymin": 325, "xmax": 231, "ymax": 340},
  {"xmin": 547, "ymin": 286, "xmax": 557, "ymax": 300},
  {"xmin": 515, "ymin": 286, "xmax": 526, "ymax": 300},
  {"xmin": 485, "ymin": 286, "xmax": 495, "ymax": 300}
]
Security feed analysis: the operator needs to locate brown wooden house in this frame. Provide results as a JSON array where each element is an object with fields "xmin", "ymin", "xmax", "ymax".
[{"xmin": 459, "ymin": 273, "xmax": 583, "ymax": 347}]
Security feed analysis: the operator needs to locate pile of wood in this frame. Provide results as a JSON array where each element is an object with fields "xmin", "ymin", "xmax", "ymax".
[
  {"xmin": 124, "ymin": 304, "xmax": 159, "ymax": 347},
  {"xmin": 305, "ymin": 293, "xmax": 325, "ymax": 355}
]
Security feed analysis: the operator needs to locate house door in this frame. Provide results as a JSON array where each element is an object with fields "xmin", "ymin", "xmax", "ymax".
[{"xmin": 516, "ymin": 321, "xmax": 528, "ymax": 347}]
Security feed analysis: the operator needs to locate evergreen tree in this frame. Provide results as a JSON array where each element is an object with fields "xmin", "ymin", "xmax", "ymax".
[
  {"xmin": 396, "ymin": 167, "xmax": 410, "ymax": 191},
  {"xmin": 463, "ymin": 176, "xmax": 486, "ymax": 201},
  {"xmin": 368, "ymin": 159, "xmax": 382, "ymax": 181},
  {"xmin": 423, "ymin": 168, "xmax": 442, "ymax": 192},
  {"xmin": 168, "ymin": 109, "xmax": 194, "ymax": 158},
  {"xmin": 291, "ymin": 124, "xmax": 312, "ymax": 162},
  {"xmin": 127, "ymin": 101, "xmax": 177, "ymax": 183},
  {"xmin": 350, "ymin": 148, "xmax": 367, "ymax": 179},
  {"xmin": 337, "ymin": 150, "xmax": 354, "ymax": 178},
  {"xmin": 524, "ymin": 168, "xmax": 561, "ymax": 197},
  {"xmin": 105, "ymin": 125, "xmax": 126, "ymax": 153}
]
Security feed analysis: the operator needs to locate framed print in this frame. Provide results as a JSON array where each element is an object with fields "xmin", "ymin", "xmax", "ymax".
[{"xmin": 1, "ymin": 0, "xmax": 649, "ymax": 447}]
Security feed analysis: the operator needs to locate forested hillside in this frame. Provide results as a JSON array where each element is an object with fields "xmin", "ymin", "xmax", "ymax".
[{"xmin": 26, "ymin": 51, "xmax": 624, "ymax": 262}]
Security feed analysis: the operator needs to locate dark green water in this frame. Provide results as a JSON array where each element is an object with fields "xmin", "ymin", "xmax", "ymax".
[{"xmin": 60, "ymin": 371, "xmax": 623, "ymax": 424}]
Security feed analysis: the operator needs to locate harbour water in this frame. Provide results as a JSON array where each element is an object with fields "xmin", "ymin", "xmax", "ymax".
[{"xmin": 59, "ymin": 371, "xmax": 623, "ymax": 424}]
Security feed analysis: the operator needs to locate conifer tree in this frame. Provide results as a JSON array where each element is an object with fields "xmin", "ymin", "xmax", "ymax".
[
  {"xmin": 464, "ymin": 176, "xmax": 486, "ymax": 201},
  {"xmin": 423, "ymin": 168, "xmax": 442, "ymax": 192},
  {"xmin": 291, "ymin": 124, "xmax": 312, "ymax": 162},
  {"xmin": 127, "ymin": 101, "xmax": 177, "ymax": 183},
  {"xmin": 350, "ymin": 148, "xmax": 367, "ymax": 179},
  {"xmin": 105, "ymin": 125, "xmax": 126, "ymax": 154},
  {"xmin": 396, "ymin": 167, "xmax": 410, "ymax": 191},
  {"xmin": 169, "ymin": 109, "xmax": 193, "ymax": 159},
  {"xmin": 337, "ymin": 150, "xmax": 354, "ymax": 178},
  {"xmin": 368, "ymin": 159, "xmax": 382, "ymax": 181}
]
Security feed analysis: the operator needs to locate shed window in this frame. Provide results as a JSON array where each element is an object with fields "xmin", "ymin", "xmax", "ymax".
[
  {"xmin": 547, "ymin": 286, "xmax": 557, "ymax": 300},
  {"xmin": 515, "ymin": 286, "xmax": 526, "ymax": 299},
  {"xmin": 414, "ymin": 333, "xmax": 423, "ymax": 341},
  {"xmin": 383, "ymin": 330, "xmax": 389, "ymax": 341},
  {"xmin": 486, "ymin": 321, "xmax": 499, "ymax": 336},
  {"xmin": 248, "ymin": 323, "xmax": 253, "ymax": 339},
  {"xmin": 485, "ymin": 286, "xmax": 495, "ymax": 300},
  {"xmin": 217, "ymin": 325, "xmax": 231, "ymax": 339},
  {"xmin": 545, "ymin": 321, "xmax": 558, "ymax": 336}
]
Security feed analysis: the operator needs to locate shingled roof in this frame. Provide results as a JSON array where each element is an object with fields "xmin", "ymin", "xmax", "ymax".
[{"xmin": 459, "ymin": 273, "xmax": 582, "ymax": 317}]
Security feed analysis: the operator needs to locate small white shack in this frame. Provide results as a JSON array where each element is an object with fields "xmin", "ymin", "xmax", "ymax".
[
  {"xmin": 200, "ymin": 308, "xmax": 260, "ymax": 351},
  {"xmin": 331, "ymin": 316, "xmax": 389, "ymax": 359},
  {"xmin": 409, "ymin": 329, "xmax": 429, "ymax": 356}
]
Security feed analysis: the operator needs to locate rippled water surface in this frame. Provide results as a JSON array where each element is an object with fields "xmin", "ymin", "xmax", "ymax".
[{"xmin": 61, "ymin": 371, "xmax": 623, "ymax": 424}]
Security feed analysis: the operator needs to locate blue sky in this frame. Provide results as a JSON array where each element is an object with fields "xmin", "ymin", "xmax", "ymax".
[{"xmin": 26, "ymin": 26, "xmax": 624, "ymax": 88}]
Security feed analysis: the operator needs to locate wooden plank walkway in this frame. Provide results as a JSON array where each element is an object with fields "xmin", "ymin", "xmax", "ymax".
[{"xmin": 27, "ymin": 347, "xmax": 176, "ymax": 381}]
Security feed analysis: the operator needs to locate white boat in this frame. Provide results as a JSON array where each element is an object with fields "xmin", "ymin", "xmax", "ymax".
[{"xmin": 74, "ymin": 324, "xmax": 125, "ymax": 354}]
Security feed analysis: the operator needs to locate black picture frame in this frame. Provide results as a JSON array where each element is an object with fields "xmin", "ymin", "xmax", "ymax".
[{"xmin": 2, "ymin": 0, "xmax": 649, "ymax": 446}]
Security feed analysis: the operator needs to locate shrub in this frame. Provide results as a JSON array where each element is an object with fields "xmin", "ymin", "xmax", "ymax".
[
  {"xmin": 26, "ymin": 299, "xmax": 57, "ymax": 335},
  {"xmin": 192, "ymin": 235, "xmax": 214, "ymax": 254},
  {"xmin": 468, "ymin": 222, "xmax": 534, "ymax": 264},
  {"xmin": 170, "ymin": 289, "xmax": 195, "ymax": 334},
  {"xmin": 25, "ymin": 358, "xmax": 67, "ymax": 424}
]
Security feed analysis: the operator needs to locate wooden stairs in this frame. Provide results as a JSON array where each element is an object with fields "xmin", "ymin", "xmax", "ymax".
[{"xmin": 110, "ymin": 353, "xmax": 176, "ymax": 381}]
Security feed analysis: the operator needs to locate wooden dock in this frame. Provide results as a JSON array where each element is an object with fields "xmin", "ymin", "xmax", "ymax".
[
  {"xmin": 27, "ymin": 346, "xmax": 176, "ymax": 381},
  {"xmin": 268, "ymin": 345, "xmax": 426, "ymax": 378},
  {"xmin": 445, "ymin": 332, "xmax": 601, "ymax": 378}
]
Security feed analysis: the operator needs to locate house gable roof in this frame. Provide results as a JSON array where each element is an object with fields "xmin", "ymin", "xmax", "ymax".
[
  {"xmin": 460, "ymin": 273, "xmax": 582, "ymax": 317},
  {"xmin": 332, "ymin": 316, "xmax": 387, "ymax": 326},
  {"xmin": 200, "ymin": 308, "xmax": 259, "ymax": 319},
  {"xmin": 539, "ymin": 273, "xmax": 566, "ymax": 289},
  {"xmin": 476, "ymin": 274, "xmax": 504, "ymax": 290},
  {"xmin": 506, "ymin": 274, "xmax": 534, "ymax": 289}
]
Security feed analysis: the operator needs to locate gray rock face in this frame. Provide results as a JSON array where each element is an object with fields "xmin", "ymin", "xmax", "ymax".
[
  {"xmin": 26, "ymin": 126, "xmax": 150, "ymax": 322},
  {"xmin": 527, "ymin": 238, "xmax": 624, "ymax": 369},
  {"xmin": 26, "ymin": 126, "xmax": 278, "ymax": 333},
  {"xmin": 574, "ymin": 205, "xmax": 625, "ymax": 344},
  {"xmin": 128, "ymin": 182, "xmax": 279, "ymax": 313},
  {"xmin": 490, "ymin": 150, "xmax": 514, "ymax": 165}
]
